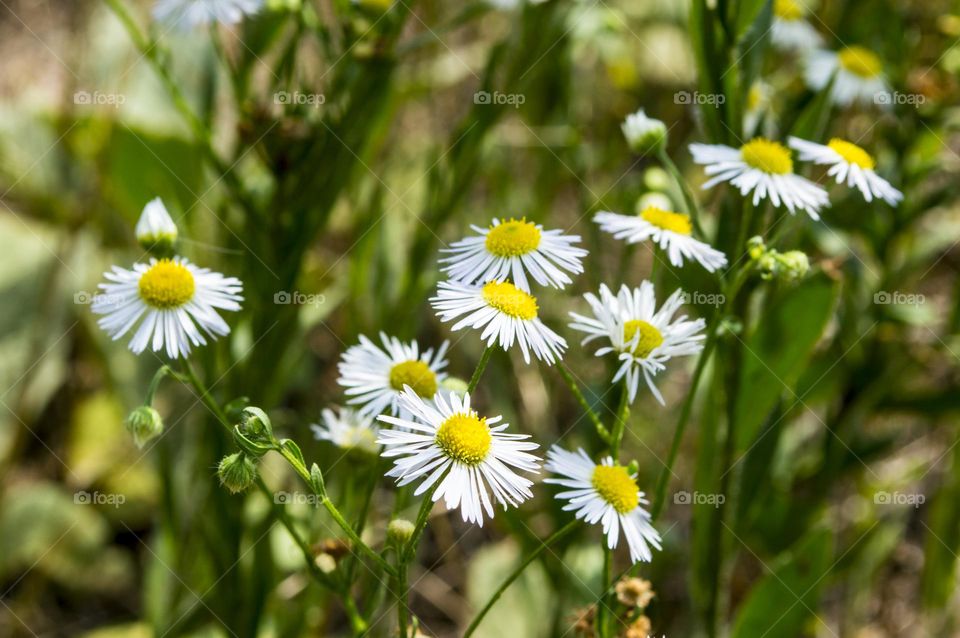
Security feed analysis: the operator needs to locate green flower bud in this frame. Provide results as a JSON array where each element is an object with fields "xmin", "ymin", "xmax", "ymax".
[
  {"xmin": 747, "ymin": 236, "xmax": 766, "ymax": 261},
  {"xmin": 217, "ymin": 452, "xmax": 258, "ymax": 494},
  {"xmin": 777, "ymin": 250, "xmax": 810, "ymax": 281},
  {"xmin": 126, "ymin": 405, "xmax": 164, "ymax": 449},
  {"xmin": 621, "ymin": 109, "xmax": 667, "ymax": 155},
  {"xmin": 387, "ymin": 518, "xmax": 416, "ymax": 547},
  {"xmin": 439, "ymin": 377, "xmax": 469, "ymax": 396},
  {"xmin": 240, "ymin": 406, "xmax": 273, "ymax": 438},
  {"xmin": 135, "ymin": 198, "xmax": 178, "ymax": 257}
]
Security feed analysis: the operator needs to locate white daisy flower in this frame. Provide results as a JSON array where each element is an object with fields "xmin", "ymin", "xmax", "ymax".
[
  {"xmin": 804, "ymin": 45, "xmax": 890, "ymax": 107},
  {"xmin": 621, "ymin": 109, "xmax": 668, "ymax": 155},
  {"xmin": 545, "ymin": 446, "xmax": 661, "ymax": 564},
  {"xmin": 135, "ymin": 198, "xmax": 178, "ymax": 249},
  {"xmin": 431, "ymin": 280, "xmax": 567, "ymax": 365},
  {"xmin": 311, "ymin": 407, "xmax": 380, "ymax": 455},
  {"xmin": 154, "ymin": 0, "xmax": 264, "ymax": 29},
  {"xmin": 377, "ymin": 388, "xmax": 541, "ymax": 526},
  {"xmin": 770, "ymin": 0, "xmax": 823, "ymax": 51},
  {"xmin": 594, "ymin": 207, "xmax": 728, "ymax": 272},
  {"xmin": 690, "ymin": 138, "xmax": 830, "ymax": 219},
  {"xmin": 92, "ymin": 258, "xmax": 243, "ymax": 359},
  {"xmin": 568, "ymin": 282, "xmax": 705, "ymax": 404},
  {"xmin": 440, "ymin": 218, "xmax": 587, "ymax": 292},
  {"xmin": 337, "ymin": 333, "xmax": 449, "ymax": 419},
  {"xmin": 788, "ymin": 137, "xmax": 903, "ymax": 206}
]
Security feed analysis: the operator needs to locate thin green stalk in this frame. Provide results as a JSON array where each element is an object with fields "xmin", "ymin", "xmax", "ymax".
[
  {"xmin": 464, "ymin": 520, "xmax": 579, "ymax": 637},
  {"xmin": 658, "ymin": 148, "xmax": 706, "ymax": 238},
  {"xmin": 467, "ymin": 345, "xmax": 495, "ymax": 393},
  {"xmin": 609, "ymin": 382, "xmax": 631, "ymax": 458},
  {"xmin": 556, "ymin": 363, "xmax": 610, "ymax": 443},
  {"xmin": 598, "ymin": 542, "xmax": 613, "ymax": 637}
]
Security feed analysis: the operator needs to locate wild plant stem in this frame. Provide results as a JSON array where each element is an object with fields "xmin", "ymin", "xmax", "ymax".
[
  {"xmin": 658, "ymin": 148, "xmax": 706, "ymax": 238},
  {"xmin": 609, "ymin": 382, "xmax": 630, "ymax": 458},
  {"xmin": 467, "ymin": 345, "xmax": 494, "ymax": 392},
  {"xmin": 463, "ymin": 520, "xmax": 579, "ymax": 637},
  {"xmin": 556, "ymin": 363, "xmax": 610, "ymax": 443}
]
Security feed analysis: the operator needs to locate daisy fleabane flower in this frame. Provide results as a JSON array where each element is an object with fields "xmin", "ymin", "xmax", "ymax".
[
  {"xmin": 311, "ymin": 407, "xmax": 380, "ymax": 455},
  {"xmin": 771, "ymin": 0, "xmax": 823, "ymax": 51},
  {"xmin": 338, "ymin": 333, "xmax": 449, "ymax": 419},
  {"xmin": 135, "ymin": 197, "xmax": 178, "ymax": 250},
  {"xmin": 690, "ymin": 138, "xmax": 830, "ymax": 219},
  {"xmin": 92, "ymin": 258, "xmax": 243, "ymax": 359},
  {"xmin": 621, "ymin": 109, "xmax": 668, "ymax": 155},
  {"xmin": 594, "ymin": 207, "xmax": 728, "ymax": 272},
  {"xmin": 377, "ymin": 388, "xmax": 541, "ymax": 526},
  {"xmin": 432, "ymin": 280, "xmax": 567, "ymax": 364},
  {"xmin": 805, "ymin": 45, "xmax": 890, "ymax": 107},
  {"xmin": 440, "ymin": 218, "xmax": 587, "ymax": 292},
  {"xmin": 154, "ymin": 0, "xmax": 264, "ymax": 29},
  {"xmin": 788, "ymin": 137, "xmax": 903, "ymax": 206},
  {"xmin": 545, "ymin": 447, "xmax": 661, "ymax": 563},
  {"xmin": 568, "ymin": 282, "xmax": 705, "ymax": 404}
]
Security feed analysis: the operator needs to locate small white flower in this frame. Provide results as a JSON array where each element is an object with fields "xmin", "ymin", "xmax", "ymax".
[
  {"xmin": 594, "ymin": 208, "xmax": 727, "ymax": 272},
  {"xmin": 770, "ymin": 0, "xmax": 823, "ymax": 50},
  {"xmin": 92, "ymin": 258, "xmax": 243, "ymax": 359},
  {"xmin": 377, "ymin": 388, "xmax": 541, "ymax": 526},
  {"xmin": 788, "ymin": 137, "xmax": 903, "ymax": 206},
  {"xmin": 690, "ymin": 138, "xmax": 830, "ymax": 219},
  {"xmin": 804, "ymin": 46, "xmax": 890, "ymax": 107},
  {"xmin": 338, "ymin": 333, "xmax": 449, "ymax": 419},
  {"xmin": 744, "ymin": 81, "xmax": 773, "ymax": 135},
  {"xmin": 621, "ymin": 109, "xmax": 667, "ymax": 154},
  {"xmin": 135, "ymin": 198, "xmax": 178, "ymax": 248},
  {"xmin": 440, "ymin": 217, "xmax": 587, "ymax": 292},
  {"xmin": 311, "ymin": 407, "xmax": 380, "ymax": 455},
  {"xmin": 431, "ymin": 280, "xmax": 567, "ymax": 365},
  {"xmin": 153, "ymin": 0, "xmax": 264, "ymax": 29},
  {"xmin": 568, "ymin": 282, "xmax": 705, "ymax": 404},
  {"xmin": 545, "ymin": 446, "xmax": 661, "ymax": 564}
]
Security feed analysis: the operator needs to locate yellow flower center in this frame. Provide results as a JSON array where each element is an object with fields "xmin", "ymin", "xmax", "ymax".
[
  {"xmin": 827, "ymin": 138, "xmax": 875, "ymax": 170},
  {"xmin": 138, "ymin": 259, "xmax": 195, "ymax": 309},
  {"xmin": 388, "ymin": 360, "xmax": 438, "ymax": 397},
  {"xmin": 485, "ymin": 219, "xmax": 542, "ymax": 257},
  {"xmin": 592, "ymin": 465, "xmax": 639, "ymax": 514},
  {"xmin": 435, "ymin": 412, "xmax": 492, "ymax": 466},
  {"xmin": 640, "ymin": 206, "xmax": 692, "ymax": 235},
  {"xmin": 837, "ymin": 46, "xmax": 882, "ymax": 79},
  {"xmin": 482, "ymin": 281, "xmax": 538, "ymax": 320},
  {"xmin": 623, "ymin": 320, "xmax": 664, "ymax": 358},
  {"xmin": 774, "ymin": 0, "xmax": 804, "ymax": 21},
  {"xmin": 741, "ymin": 138, "xmax": 793, "ymax": 175}
]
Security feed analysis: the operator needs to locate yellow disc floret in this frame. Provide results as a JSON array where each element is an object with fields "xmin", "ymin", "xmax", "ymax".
[
  {"xmin": 827, "ymin": 138, "xmax": 875, "ymax": 170},
  {"xmin": 640, "ymin": 207, "xmax": 693, "ymax": 235},
  {"xmin": 623, "ymin": 320, "xmax": 664, "ymax": 358},
  {"xmin": 774, "ymin": 0, "xmax": 804, "ymax": 21},
  {"xmin": 837, "ymin": 46, "xmax": 882, "ymax": 79},
  {"xmin": 435, "ymin": 412, "xmax": 492, "ymax": 466},
  {"xmin": 138, "ymin": 259, "xmax": 195, "ymax": 309},
  {"xmin": 389, "ymin": 360, "xmax": 438, "ymax": 397},
  {"xmin": 592, "ymin": 464, "xmax": 639, "ymax": 514},
  {"xmin": 482, "ymin": 281, "xmax": 538, "ymax": 320},
  {"xmin": 741, "ymin": 138, "xmax": 793, "ymax": 175},
  {"xmin": 485, "ymin": 219, "xmax": 542, "ymax": 257}
]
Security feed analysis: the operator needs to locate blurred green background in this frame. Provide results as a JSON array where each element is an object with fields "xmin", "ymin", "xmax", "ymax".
[{"xmin": 2, "ymin": 0, "xmax": 960, "ymax": 636}]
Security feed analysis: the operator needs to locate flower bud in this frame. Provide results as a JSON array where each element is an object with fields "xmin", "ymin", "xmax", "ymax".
[
  {"xmin": 240, "ymin": 406, "xmax": 273, "ymax": 438},
  {"xmin": 126, "ymin": 406, "xmax": 164, "ymax": 448},
  {"xmin": 439, "ymin": 377, "xmax": 469, "ymax": 396},
  {"xmin": 387, "ymin": 518, "xmax": 415, "ymax": 547},
  {"xmin": 135, "ymin": 198, "xmax": 178, "ymax": 255},
  {"xmin": 217, "ymin": 452, "xmax": 258, "ymax": 494},
  {"xmin": 777, "ymin": 250, "xmax": 810, "ymax": 281},
  {"xmin": 621, "ymin": 109, "xmax": 667, "ymax": 155},
  {"xmin": 747, "ymin": 236, "xmax": 766, "ymax": 261}
]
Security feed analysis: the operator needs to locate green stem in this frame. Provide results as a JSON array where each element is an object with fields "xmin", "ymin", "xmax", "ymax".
[
  {"xmin": 556, "ymin": 363, "xmax": 610, "ymax": 443},
  {"xmin": 609, "ymin": 382, "xmax": 630, "ymax": 458},
  {"xmin": 467, "ymin": 345, "xmax": 495, "ymax": 393},
  {"xmin": 597, "ymin": 542, "xmax": 613, "ymax": 637},
  {"xmin": 658, "ymin": 148, "xmax": 706, "ymax": 238},
  {"xmin": 464, "ymin": 520, "xmax": 579, "ymax": 637}
]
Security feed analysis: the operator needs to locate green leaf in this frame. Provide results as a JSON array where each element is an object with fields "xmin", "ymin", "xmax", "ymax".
[
  {"xmin": 734, "ymin": 0, "xmax": 770, "ymax": 40},
  {"xmin": 921, "ymin": 446, "xmax": 960, "ymax": 607},
  {"xmin": 734, "ymin": 273, "xmax": 838, "ymax": 450},
  {"xmin": 731, "ymin": 529, "xmax": 834, "ymax": 638}
]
